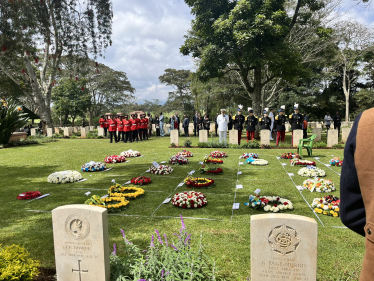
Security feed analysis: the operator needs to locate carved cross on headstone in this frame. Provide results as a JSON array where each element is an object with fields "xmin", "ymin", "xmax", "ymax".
[{"xmin": 72, "ymin": 260, "xmax": 88, "ymax": 281}]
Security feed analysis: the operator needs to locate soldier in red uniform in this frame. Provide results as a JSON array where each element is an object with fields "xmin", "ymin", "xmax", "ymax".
[
  {"xmin": 144, "ymin": 115, "xmax": 149, "ymax": 140},
  {"xmin": 140, "ymin": 114, "xmax": 148, "ymax": 140},
  {"xmin": 131, "ymin": 114, "xmax": 138, "ymax": 142},
  {"xmin": 135, "ymin": 114, "xmax": 142, "ymax": 141},
  {"xmin": 140, "ymin": 114, "xmax": 146, "ymax": 141},
  {"xmin": 117, "ymin": 115, "xmax": 124, "ymax": 142},
  {"xmin": 123, "ymin": 115, "xmax": 132, "ymax": 143},
  {"xmin": 99, "ymin": 115, "xmax": 109, "ymax": 137},
  {"xmin": 108, "ymin": 114, "xmax": 118, "ymax": 143}
]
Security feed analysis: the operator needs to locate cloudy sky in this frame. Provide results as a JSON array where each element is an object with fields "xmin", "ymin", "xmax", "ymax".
[{"xmin": 98, "ymin": 0, "xmax": 373, "ymax": 104}]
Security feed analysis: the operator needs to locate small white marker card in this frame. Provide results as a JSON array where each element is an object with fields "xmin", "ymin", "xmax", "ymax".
[
  {"xmin": 125, "ymin": 181, "xmax": 131, "ymax": 184},
  {"xmin": 160, "ymin": 161, "xmax": 166, "ymax": 164},
  {"xmin": 85, "ymin": 191, "xmax": 91, "ymax": 196},
  {"xmin": 152, "ymin": 161, "xmax": 160, "ymax": 168},
  {"xmin": 236, "ymin": 185, "xmax": 243, "ymax": 189},
  {"xmin": 276, "ymin": 157, "xmax": 280, "ymax": 160},
  {"xmin": 314, "ymin": 157, "xmax": 320, "ymax": 160},
  {"xmin": 199, "ymin": 162, "xmax": 203, "ymax": 165},
  {"xmin": 282, "ymin": 163, "xmax": 287, "ymax": 166},
  {"xmin": 232, "ymin": 203, "xmax": 240, "ymax": 210},
  {"xmin": 103, "ymin": 167, "xmax": 113, "ymax": 172},
  {"xmin": 288, "ymin": 173, "xmax": 294, "ymax": 177},
  {"xmin": 178, "ymin": 182, "xmax": 184, "ymax": 187},
  {"xmin": 101, "ymin": 194, "xmax": 109, "ymax": 199},
  {"xmin": 296, "ymin": 186, "xmax": 304, "ymax": 191},
  {"xmin": 76, "ymin": 179, "xmax": 88, "ymax": 183},
  {"xmin": 237, "ymin": 171, "xmax": 242, "ymax": 175},
  {"xmin": 325, "ymin": 164, "xmax": 331, "ymax": 167},
  {"xmin": 145, "ymin": 169, "xmax": 150, "ymax": 173},
  {"xmin": 239, "ymin": 162, "xmax": 244, "ymax": 165},
  {"xmin": 163, "ymin": 198, "xmax": 171, "ymax": 204}
]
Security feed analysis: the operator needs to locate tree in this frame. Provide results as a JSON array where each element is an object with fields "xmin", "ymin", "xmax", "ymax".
[
  {"xmin": 181, "ymin": 0, "xmax": 324, "ymax": 117},
  {"xmin": 52, "ymin": 79, "xmax": 91, "ymax": 127},
  {"xmin": 0, "ymin": 0, "xmax": 113, "ymax": 127}
]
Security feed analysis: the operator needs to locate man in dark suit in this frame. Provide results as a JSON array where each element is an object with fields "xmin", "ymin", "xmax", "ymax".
[
  {"xmin": 193, "ymin": 111, "xmax": 199, "ymax": 137},
  {"xmin": 333, "ymin": 111, "xmax": 342, "ymax": 138},
  {"xmin": 183, "ymin": 115, "xmax": 189, "ymax": 137}
]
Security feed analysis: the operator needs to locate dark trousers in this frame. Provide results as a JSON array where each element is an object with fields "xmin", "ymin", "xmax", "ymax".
[
  {"xmin": 138, "ymin": 129, "xmax": 142, "ymax": 141},
  {"xmin": 276, "ymin": 131, "xmax": 285, "ymax": 146},
  {"xmin": 124, "ymin": 131, "xmax": 131, "ymax": 143},
  {"xmin": 156, "ymin": 128, "xmax": 160, "ymax": 136},
  {"xmin": 215, "ymin": 124, "xmax": 218, "ymax": 135},
  {"xmin": 104, "ymin": 127, "xmax": 108, "ymax": 137},
  {"xmin": 335, "ymin": 126, "xmax": 340, "ymax": 138},
  {"xmin": 194, "ymin": 124, "xmax": 199, "ymax": 136},
  {"xmin": 184, "ymin": 127, "xmax": 189, "ymax": 137},
  {"xmin": 109, "ymin": 131, "xmax": 117, "ymax": 143},
  {"xmin": 148, "ymin": 128, "xmax": 152, "ymax": 138},
  {"xmin": 303, "ymin": 129, "xmax": 307, "ymax": 139},
  {"xmin": 143, "ymin": 129, "xmax": 148, "ymax": 140},
  {"xmin": 132, "ymin": 130, "xmax": 139, "ymax": 142},
  {"xmin": 118, "ymin": 131, "xmax": 124, "ymax": 142}
]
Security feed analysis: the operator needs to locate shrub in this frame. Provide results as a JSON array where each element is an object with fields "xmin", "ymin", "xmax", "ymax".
[
  {"xmin": 240, "ymin": 140, "xmax": 260, "ymax": 149},
  {"xmin": 183, "ymin": 138, "xmax": 192, "ymax": 147},
  {"xmin": 110, "ymin": 216, "xmax": 219, "ymax": 281},
  {"xmin": 313, "ymin": 141, "xmax": 327, "ymax": 148},
  {"xmin": 261, "ymin": 144, "xmax": 271, "ymax": 149},
  {"xmin": 170, "ymin": 143, "xmax": 176, "ymax": 147},
  {"xmin": 0, "ymin": 244, "xmax": 40, "ymax": 281},
  {"xmin": 198, "ymin": 142, "xmax": 208, "ymax": 148},
  {"xmin": 333, "ymin": 144, "xmax": 344, "ymax": 149}
]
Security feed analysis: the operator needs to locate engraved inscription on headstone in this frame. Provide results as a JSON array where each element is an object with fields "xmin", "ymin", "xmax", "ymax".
[
  {"xmin": 72, "ymin": 260, "xmax": 88, "ymax": 281},
  {"xmin": 268, "ymin": 225, "xmax": 300, "ymax": 256}
]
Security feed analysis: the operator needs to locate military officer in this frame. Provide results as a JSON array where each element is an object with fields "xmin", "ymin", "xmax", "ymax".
[
  {"xmin": 234, "ymin": 105, "xmax": 245, "ymax": 145},
  {"xmin": 275, "ymin": 106, "xmax": 287, "ymax": 146},
  {"xmin": 333, "ymin": 111, "xmax": 342, "ymax": 138},
  {"xmin": 246, "ymin": 107, "xmax": 258, "ymax": 142},
  {"xmin": 259, "ymin": 110, "xmax": 272, "ymax": 130},
  {"xmin": 289, "ymin": 104, "xmax": 304, "ymax": 146}
]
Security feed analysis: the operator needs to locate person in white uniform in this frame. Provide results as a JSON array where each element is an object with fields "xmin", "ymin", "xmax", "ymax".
[
  {"xmin": 268, "ymin": 108, "xmax": 275, "ymax": 140},
  {"xmin": 217, "ymin": 108, "xmax": 229, "ymax": 143}
]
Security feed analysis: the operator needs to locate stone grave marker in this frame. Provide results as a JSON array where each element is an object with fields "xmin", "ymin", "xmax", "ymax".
[
  {"xmin": 342, "ymin": 127, "xmax": 351, "ymax": 142},
  {"xmin": 52, "ymin": 205, "xmax": 110, "ymax": 281},
  {"xmin": 210, "ymin": 123, "xmax": 215, "ymax": 133},
  {"xmin": 170, "ymin": 130, "xmax": 179, "ymax": 146},
  {"xmin": 292, "ymin": 129, "xmax": 303, "ymax": 147},
  {"xmin": 55, "ymin": 127, "xmax": 60, "ymax": 134},
  {"xmin": 189, "ymin": 123, "xmax": 194, "ymax": 135},
  {"xmin": 312, "ymin": 128, "xmax": 321, "ymax": 142},
  {"xmin": 251, "ymin": 214, "xmax": 317, "ymax": 281},
  {"xmin": 81, "ymin": 127, "xmax": 89, "ymax": 138},
  {"xmin": 229, "ymin": 130, "xmax": 238, "ymax": 145},
  {"xmin": 261, "ymin": 129, "xmax": 270, "ymax": 146},
  {"xmin": 31, "ymin": 128, "xmax": 37, "ymax": 136},
  {"xmin": 199, "ymin": 130, "xmax": 208, "ymax": 143},
  {"xmin": 47, "ymin": 128, "xmax": 54, "ymax": 137},
  {"xmin": 64, "ymin": 127, "xmax": 73, "ymax": 137},
  {"xmin": 316, "ymin": 123, "xmax": 322, "ymax": 129},
  {"xmin": 97, "ymin": 127, "xmax": 104, "ymax": 137},
  {"xmin": 285, "ymin": 123, "xmax": 291, "ymax": 133},
  {"xmin": 327, "ymin": 129, "xmax": 338, "ymax": 147}
]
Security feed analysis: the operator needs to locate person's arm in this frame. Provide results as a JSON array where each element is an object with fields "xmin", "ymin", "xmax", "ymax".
[{"xmin": 340, "ymin": 112, "xmax": 366, "ymax": 237}]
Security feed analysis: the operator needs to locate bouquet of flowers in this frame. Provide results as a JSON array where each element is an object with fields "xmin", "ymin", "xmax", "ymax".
[
  {"xmin": 81, "ymin": 161, "xmax": 107, "ymax": 172},
  {"xmin": 17, "ymin": 191, "xmax": 42, "ymax": 200},
  {"xmin": 249, "ymin": 159, "xmax": 268, "ymax": 166},
  {"xmin": 209, "ymin": 151, "xmax": 228, "ymax": 158},
  {"xmin": 150, "ymin": 165, "xmax": 173, "ymax": 175},
  {"xmin": 204, "ymin": 157, "xmax": 223, "ymax": 164},
  {"xmin": 199, "ymin": 165, "xmax": 223, "ymax": 175},
  {"xmin": 108, "ymin": 184, "xmax": 145, "ymax": 199},
  {"xmin": 176, "ymin": 150, "xmax": 193, "ymax": 157},
  {"xmin": 48, "ymin": 170, "xmax": 83, "ymax": 184},
  {"xmin": 85, "ymin": 195, "xmax": 130, "ymax": 213},
  {"xmin": 280, "ymin": 152, "xmax": 301, "ymax": 159},
  {"xmin": 303, "ymin": 179, "xmax": 335, "ymax": 193},
  {"xmin": 246, "ymin": 190, "xmax": 293, "ymax": 213},
  {"xmin": 169, "ymin": 155, "xmax": 189, "ymax": 165},
  {"xmin": 172, "ymin": 191, "xmax": 207, "ymax": 209},
  {"xmin": 131, "ymin": 176, "xmax": 152, "ymax": 185},
  {"xmin": 241, "ymin": 153, "xmax": 259, "ymax": 159},
  {"xmin": 311, "ymin": 195, "xmax": 340, "ymax": 217},
  {"xmin": 184, "ymin": 176, "xmax": 214, "ymax": 188},
  {"xmin": 290, "ymin": 159, "xmax": 316, "ymax": 166},
  {"xmin": 120, "ymin": 149, "xmax": 141, "ymax": 157},
  {"xmin": 105, "ymin": 155, "xmax": 126, "ymax": 164},
  {"xmin": 298, "ymin": 167, "xmax": 326, "ymax": 177},
  {"xmin": 330, "ymin": 158, "xmax": 343, "ymax": 167}
]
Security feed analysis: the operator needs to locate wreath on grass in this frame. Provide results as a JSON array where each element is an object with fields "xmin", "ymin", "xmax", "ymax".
[
  {"xmin": 303, "ymin": 179, "xmax": 335, "ymax": 193},
  {"xmin": 184, "ymin": 177, "xmax": 214, "ymax": 188},
  {"xmin": 290, "ymin": 159, "xmax": 316, "ymax": 166},
  {"xmin": 120, "ymin": 149, "xmax": 141, "ymax": 157},
  {"xmin": 209, "ymin": 151, "xmax": 228, "ymax": 158},
  {"xmin": 47, "ymin": 170, "xmax": 83, "ymax": 184},
  {"xmin": 280, "ymin": 152, "xmax": 301, "ymax": 159},
  {"xmin": 150, "ymin": 165, "xmax": 173, "ymax": 175},
  {"xmin": 17, "ymin": 191, "xmax": 41, "ymax": 200},
  {"xmin": 199, "ymin": 165, "xmax": 223, "ymax": 175},
  {"xmin": 169, "ymin": 155, "xmax": 189, "ymax": 165},
  {"xmin": 85, "ymin": 195, "xmax": 130, "ymax": 213},
  {"xmin": 81, "ymin": 161, "xmax": 107, "ymax": 172},
  {"xmin": 131, "ymin": 176, "xmax": 152, "ymax": 185},
  {"xmin": 204, "ymin": 157, "xmax": 223, "ymax": 164},
  {"xmin": 330, "ymin": 158, "xmax": 343, "ymax": 167},
  {"xmin": 245, "ymin": 190, "xmax": 293, "ymax": 213},
  {"xmin": 176, "ymin": 150, "xmax": 193, "ymax": 157},
  {"xmin": 312, "ymin": 195, "xmax": 340, "ymax": 217},
  {"xmin": 298, "ymin": 167, "xmax": 326, "ymax": 177},
  {"xmin": 105, "ymin": 155, "xmax": 126, "ymax": 164},
  {"xmin": 172, "ymin": 191, "xmax": 207, "ymax": 209},
  {"xmin": 241, "ymin": 153, "xmax": 259, "ymax": 159},
  {"xmin": 248, "ymin": 159, "xmax": 268, "ymax": 166},
  {"xmin": 108, "ymin": 184, "xmax": 145, "ymax": 199}
]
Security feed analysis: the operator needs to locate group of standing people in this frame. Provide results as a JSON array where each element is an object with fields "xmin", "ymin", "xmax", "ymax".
[
  {"xmin": 99, "ymin": 113, "xmax": 153, "ymax": 143},
  {"xmin": 324, "ymin": 111, "xmax": 342, "ymax": 137}
]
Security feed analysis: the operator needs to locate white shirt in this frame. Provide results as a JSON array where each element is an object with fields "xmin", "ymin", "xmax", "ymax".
[
  {"xmin": 269, "ymin": 112, "xmax": 275, "ymax": 124},
  {"xmin": 217, "ymin": 114, "xmax": 229, "ymax": 131}
]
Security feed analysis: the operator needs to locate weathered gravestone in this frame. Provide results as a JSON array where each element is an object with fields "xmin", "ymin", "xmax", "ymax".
[
  {"xmin": 316, "ymin": 123, "xmax": 322, "ymax": 129},
  {"xmin": 210, "ymin": 123, "xmax": 215, "ymax": 133},
  {"xmin": 199, "ymin": 130, "xmax": 208, "ymax": 143},
  {"xmin": 74, "ymin": 126, "xmax": 79, "ymax": 133},
  {"xmin": 229, "ymin": 130, "xmax": 238, "ymax": 145},
  {"xmin": 81, "ymin": 127, "xmax": 89, "ymax": 138},
  {"xmin": 89, "ymin": 126, "xmax": 95, "ymax": 131},
  {"xmin": 285, "ymin": 123, "xmax": 291, "ymax": 133},
  {"xmin": 52, "ymin": 205, "xmax": 110, "ymax": 281},
  {"xmin": 342, "ymin": 127, "xmax": 351, "ymax": 142},
  {"xmin": 327, "ymin": 129, "xmax": 338, "ymax": 147},
  {"xmin": 189, "ymin": 124, "xmax": 194, "ymax": 135},
  {"xmin": 251, "ymin": 214, "xmax": 317, "ymax": 281},
  {"xmin": 47, "ymin": 128, "xmax": 54, "ymax": 137},
  {"xmin": 55, "ymin": 127, "xmax": 60, "ymax": 134},
  {"xmin": 64, "ymin": 127, "xmax": 73, "ymax": 137},
  {"xmin": 312, "ymin": 128, "xmax": 321, "ymax": 142},
  {"xmin": 292, "ymin": 129, "xmax": 303, "ymax": 147},
  {"xmin": 261, "ymin": 129, "xmax": 270, "ymax": 146},
  {"xmin": 170, "ymin": 130, "xmax": 179, "ymax": 146},
  {"xmin": 97, "ymin": 127, "xmax": 104, "ymax": 137},
  {"xmin": 31, "ymin": 128, "xmax": 37, "ymax": 136}
]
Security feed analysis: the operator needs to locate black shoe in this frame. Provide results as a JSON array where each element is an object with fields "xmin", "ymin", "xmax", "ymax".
[{"xmin": 110, "ymin": 141, "xmax": 112, "ymax": 143}]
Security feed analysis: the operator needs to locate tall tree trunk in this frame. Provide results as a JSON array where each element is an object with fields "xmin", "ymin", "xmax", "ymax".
[
  {"xmin": 252, "ymin": 65, "xmax": 262, "ymax": 118},
  {"xmin": 342, "ymin": 66, "xmax": 350, "ymax": 121},
  {"xmin": 89, "ymin": 111, "xmax": 93, "ymax": 126}
]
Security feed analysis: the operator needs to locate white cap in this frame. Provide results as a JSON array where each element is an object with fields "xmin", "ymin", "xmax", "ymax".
[
  {"xmin": 248, "ymin": 107, "xmax": 252, "ymax": 112},
  {"xmin": 264, "ymin": 107, "xmax": 269, "ymax": 112},
  {"xmin": 238, "ymin": 104, "xmax": 243, "ymax": 110},
  {"xmin": 281, "ymin": 105, "xmax": 285, "ymax": 110},
  {"xmin": 220, "ymin": 108, "xmax": 226, "ymax": 112}
]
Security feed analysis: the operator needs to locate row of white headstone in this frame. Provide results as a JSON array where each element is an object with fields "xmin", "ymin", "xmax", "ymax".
[{"xmin": 52, "ymin": 205, "xmax": 317, "ymax": 281}]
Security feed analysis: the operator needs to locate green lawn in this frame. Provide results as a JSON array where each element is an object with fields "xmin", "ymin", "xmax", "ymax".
[{"xmin": 0, "ymin": 133, "xmax": 364, "ymax": 281}]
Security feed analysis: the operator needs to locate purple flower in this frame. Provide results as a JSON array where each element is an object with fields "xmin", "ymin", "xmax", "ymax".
[
  {"xmin": 170, "ymin": 244, "xmax": 178, "ymax": 250},
  {"xmin": 138, "ymin": 279, "xmax": 147, "ymax": 281},
  {"xmin": 184, "ymin": 234, "xmax": 191, "ymax": 245},
  {"xmin": 112, "ymin": 243, "xmax": 116, "ymax": 255},
  {"xmin": 164, "ymin": 233, "xmax": 168, "ymax": 247},
  {"xmin": 162, "ymin": 269, "xmax": 164, "ymax": 278},
  {"xmin": 155, "ymin": 229, "xmax": 163, "ymax": 244},
  {"xmin": 166, "ymin": 271, "xmax": 170, "ymax": 276},
  {"xmin": 150, "ymin": 235, "xmax": 155, "ymax": 247},
  {"xmin": 120, "ymin": 229, "xmax": 126, "ymax": 239},
  {"xmin": 180, "ymin": 215, "xmax": 186, "ymax": 229}
]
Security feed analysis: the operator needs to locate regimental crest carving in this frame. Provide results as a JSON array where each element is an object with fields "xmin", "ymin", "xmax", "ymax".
[
  {"xmin": 65, "ymin": 214, "xmax": 90, "ymax": 240},
  {"xmin": 268, "ymin": 224, "xmax": 300, "ymax": 255}
]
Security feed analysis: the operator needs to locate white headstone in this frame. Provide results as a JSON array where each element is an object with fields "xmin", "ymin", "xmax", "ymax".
[
  {"xmin": 31, "ymin": 128, "xmax": 37, "ymax": 136},
  {"xmin": 229, "ymin": 130, "xmax": 238, "ymax": 145},
  {"xmin": 47, "ymin": 128, "xmax": 54, "ymax": 137},
  {"xmin": 251, "ymin": 214, "xmax": 317, "ymax": 281},
  {"xmin": 89, "ymin": 126, "xmax": 95, "ymax": 131},
  {"xmin": 327, "ymin": 129, "xmax": 338, "ymax": 147},
  {"xmin": 199, "ymin": 130, "xmax": 208, "ymax": 143},
  {"xmin": 63, "ymin": 128, "xmax": 71, "ymax": 137},
  {"xmin": 81, "ymin": 127, "xmax": 89, "ymax": 138},
  {"xmin": 285, "ymin": 123, "xmax": 291, "ymax": 133},
  {"xmin": 342, "ymin": 127, "xmax": 351, "ymax": 142},
  {"xmin": 261, "ymin": 129, "xmax": 270, "ymax": 146},
  {"xmin": 97, "ymin": 127, "xmax": 104, "ymax": 137},
  {"xmin": 74, "ymin": 126, "xmax": 79, "ymax": 133},
  {"xmin": 292, "ymin": 129, "xmax": 303, "ymax": 147},
  {"xmin": 189, "ymin": 124, "xmax": 194, "ymax": 135},
  {"xmin": 312, "ymin": 128, "xmax": 321, "ymax": 142},
  {"xmin": 210, "ymin": 123, "xmax": 215, "ymax": 133},
  {"xmin": 152, "ymin": 124, "xmax": 156, "ymax": 132},
  {"xmin": 52, "ymin": 205, "xmax": 110, "ymax": 281},
  {"xmin": 170, "ymin": 130, "xmax": 179, "ymax": 146},
  {"xmin": 55, "ymin": 127, "xmax": 60, "ymax": 134},
  {"xmin": 316, "ymin": 123, "xmax": 322, "ymax": 129}
]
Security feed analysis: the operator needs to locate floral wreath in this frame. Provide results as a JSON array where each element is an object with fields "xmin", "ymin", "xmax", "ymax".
[
  {"xmin": 184, "ymin": 176, "xmax": 214, "ymax": 188},
  {"xmin": 298, "ymin": 167, "xmax": 326, "ymax": 177},
  {"xmin": 280, "ymin": 152, "xmax": 301, "ymax": 159},
  {"xmin": 120, "ymin": 149, "xmax": 141, "ymax": 158},
  {"xmin": 131, "ymin": 176, "xmax": 152, "ymax": 185},
  {"xmin": 303, "ymin": 178, "xmax": 335, "ymax": 193},
  {"xmin": 47, "ymin": 170, "xmax": 83, "ymax": 184},
  {"xmin": 105, "ymin": 155, "xmax": 126, "ymax": 164},
  {"xmin": 169, "ymin": 155, "xmax": 189, "ymax": 165},
  {"xmin": 209, "ymin": 151, "xmax": 228, "ymax": 158},
  {"xmin": 176, "ymin": 150, "xmax": 193, "ymax": 157},
  {"xmin": 85, "ymin": 195, "xmax": 130, "ymax": 213},
  {"xmin": 17, "ymin": 191, "xmax": 41, "ymax": 200},
  {"xmin": 81, "ymin": 161, "xmax": 107, "ymax": 172},
  {"xmin": 247, "ymin": 159, "xmax": 268, "ymax": 166},
  {"xmin": 108, "ymin": 184, "xmax": 145, "ymax": 199},
  {"xmin": 240, "ymin": 153, "xmax": 259, "ymax": 159},
  {"xmin": 204, "ymin": 157, "xmax": 223, "ymax": 164},
  {"xmin": 245, "ymin": 190, "xmax": 293, "ymax": 213},
  {"xmin": 312, "ymin": 195, "xmax": 340, "ymax": 217},
  {"xmin": 172, "ymin": 191, "xmax": 207, "ymax": 209},
  {"xmin": 150, "ymin": 165, "xmax": 173, "ymax": 175},
  {"xmin": 290, "ymin": 159, "xmax": 316, "ymax": 166},
  {"xmin": 199, "ymin": 165, "xmax": 223, "ymax": 175},
  {"xmin": 330, "ymin": 158, "xmax": 343, "ymax": 167}
]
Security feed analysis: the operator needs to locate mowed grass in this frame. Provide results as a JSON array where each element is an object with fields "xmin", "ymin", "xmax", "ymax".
[{"xmin": 0, "ymin": 133, "xmax": 364, "ymax": 281}]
